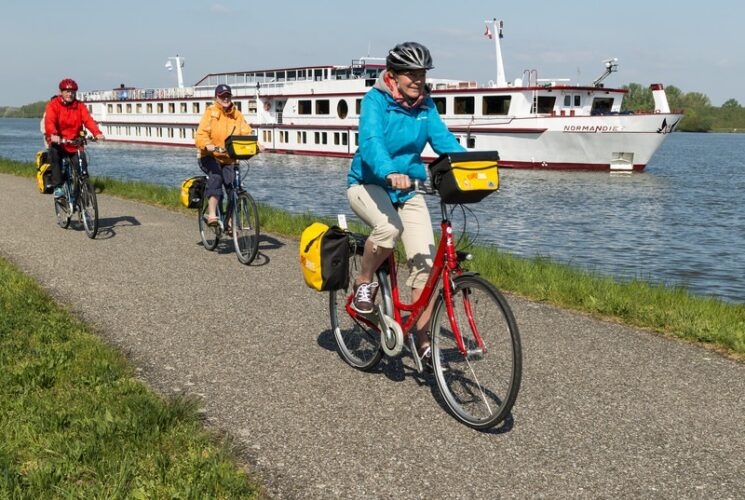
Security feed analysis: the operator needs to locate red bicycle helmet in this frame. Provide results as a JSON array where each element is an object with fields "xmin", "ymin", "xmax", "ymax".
[{"xmin": 59, "ymin": 78, "xmax": 79, "ymax": 91}]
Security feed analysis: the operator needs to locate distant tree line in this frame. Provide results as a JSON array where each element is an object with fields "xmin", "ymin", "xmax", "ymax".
[
  {"xmin": 0, "ymin": 101, "xmax": 47, "ymax": 119},
  {"xmin": 621, "ymin": 84, "xmax": 745, "ymax": 132},
  {"xmin": 3, "ymin": 89, "xmax": 745, "ymax": 132}
]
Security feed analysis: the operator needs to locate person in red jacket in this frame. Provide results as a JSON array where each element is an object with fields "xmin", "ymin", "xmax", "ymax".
[{"xmin": 44, "ymin": 78, "xmax": 105, "ymax": 198}]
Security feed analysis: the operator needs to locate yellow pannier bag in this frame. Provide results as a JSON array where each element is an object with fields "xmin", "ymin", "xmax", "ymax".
[
  {"xmin": 429, "ymin": 151, "xmax": 500, "ymax": 204},
  {"xmin": 35, "ymin": 150, "xmax": 48, "ymax": 169},
  {"xmin": 36, "ymin": 162, "xmax": 54, "ymax": 194},
  {"xmin": 225, "ymin": 135, "xmax": 258, "ymax": 160},
  {"xmin": 299, "ymin": 222, "xmax": 350, "ymax": 291},
  {"xmin": 179, "ymin": 176, "xmax": 207, "ymax": 208}
]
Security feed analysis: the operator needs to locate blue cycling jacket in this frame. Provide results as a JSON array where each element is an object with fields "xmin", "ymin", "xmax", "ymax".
[{"xmin": 347, "ymin": 86, "xmax": 465, "ymax": 204}]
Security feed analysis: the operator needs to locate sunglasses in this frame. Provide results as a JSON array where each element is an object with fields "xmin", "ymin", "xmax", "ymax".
[{"xmin": 217, "ymin": 93, "xmax": 232, "ymax": 100}]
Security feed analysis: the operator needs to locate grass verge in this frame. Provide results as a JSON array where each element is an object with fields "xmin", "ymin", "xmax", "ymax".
[
  {"xmin": 0, "ymin": 255, "xmax": 260, "ymax": 497},
  {"xmin": 3, "ymin": 156, "xmax": 744, "ymax": 359}
]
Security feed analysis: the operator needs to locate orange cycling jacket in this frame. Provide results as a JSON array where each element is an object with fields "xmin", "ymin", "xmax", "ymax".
[
  {"xmin": 195, "ymin": 101, "xmax": 253, "ymax": 164},
  {"xmin": 44, "ymin": 95, "xmax": 102, "ymax": 153}
]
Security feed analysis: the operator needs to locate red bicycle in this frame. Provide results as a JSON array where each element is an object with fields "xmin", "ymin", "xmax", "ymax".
[{"xmin": 329, "ymin": 167, "xmax": 522, "ymax": 430}]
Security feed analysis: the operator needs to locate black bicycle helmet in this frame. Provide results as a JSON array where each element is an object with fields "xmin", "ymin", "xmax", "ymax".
[{"xmin": 386, "ymin": 42, "xmax": 434, "ymax": 71}]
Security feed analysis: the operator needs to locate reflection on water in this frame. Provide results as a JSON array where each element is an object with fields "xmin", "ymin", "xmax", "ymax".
[{"xmin": 1, "ymin": 118, "xmax": 743, "ymax": 303}]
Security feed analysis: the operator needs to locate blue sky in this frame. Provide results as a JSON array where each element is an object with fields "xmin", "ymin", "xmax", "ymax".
[{"xmin": 2, "ymin": 0, "xmax": 742, "ymax": 106}]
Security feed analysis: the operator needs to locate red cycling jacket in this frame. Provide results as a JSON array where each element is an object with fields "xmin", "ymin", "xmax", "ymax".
[{"xmin": 44, "ymin": 95, "xmax": 102, "ymax": 153}]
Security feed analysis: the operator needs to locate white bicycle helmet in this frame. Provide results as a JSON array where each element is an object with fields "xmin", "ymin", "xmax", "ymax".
[{"xmin": 386, "ymin": 42, "xmax": 434, "ymax": 71}]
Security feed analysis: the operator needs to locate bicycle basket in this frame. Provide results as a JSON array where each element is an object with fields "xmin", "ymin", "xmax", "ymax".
[
  {"xmin": 225, "ymin": 135, "xmax": 258, "ymax": 160},
  {"xmin": 428, "ymin": 151, "xmax": 499, "ymax": 204}
]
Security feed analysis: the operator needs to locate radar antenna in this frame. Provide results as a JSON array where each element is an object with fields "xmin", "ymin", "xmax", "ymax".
[{"xmin": 592, "ymin": 58, "xmax": 618, "ymax": 87}]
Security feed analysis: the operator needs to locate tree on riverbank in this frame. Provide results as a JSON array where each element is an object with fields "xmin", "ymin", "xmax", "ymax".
[
  {"xmin": 621, "ymin": 84, "xmax": 745, "ymax": 132},
  {"xmin": 0, "ymin": 101, "xmax": 47, "ymax": 118}
]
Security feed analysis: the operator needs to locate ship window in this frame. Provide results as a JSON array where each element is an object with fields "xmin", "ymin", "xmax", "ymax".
[
  {"xmin": 337, "ymin": 100, "xmax": 348, "ymax": 119},
  {"xmin": 432, "ymin": 97, "xmax": 446, "ymax": 115},
  {"xmin": 299, "ymin": 100, "xmax": 312, "ymax": 115},
  {"xmin": 116, "ymin": 104, "xmax": 123, "ymax": 113},
  {"xmin": 532, "ymin": 96, "xmax": 556, "ymax": 114},
  {"xmin": 454, "ymin": 96, "xmax": 474, "ymax": 115},
  {"xmin": 179, "ymin": 128, "xmax": 186, "ymax": 138},
  {"xmin": 314, "ymin": 132, "xmax": 320, "ymax": 144},
  {"xmin": 167, "ymin": 128, "xmax": 174, "ymax": 138},
  {"xmin": 136, "ymin": 103, "xmax": 142, "ymax": 113},
  {"xmin": 192, "ymin": 102, "xmax": 200, "ymax": 113},
  {"xmin": 157, "ymin": 128, "xmax": 163, "ymax": 137},
  {"xmin": 467, "ymin": 136, "xmax": 476, "ymax": 148},
  {"xmin": 355, "ymin": 132, "xmax": 359, "ymax": 146},
  {"xmin": 574, "ymin": 95, "xmax": 581, "ymax": 107},
  {"xmin": 234, "ymin": 101, "xmax": 242, "ymax": 111},
  {"xmin": 126, "ymin": 103, "xmax": 132, "ymax": 113},
  {"xmin": 316, "ymin": 100, "xmax": 330, "ymax": 115},
  {"xmin": 248, "ymin": 99, "xmax": 257, "ymax": 114},
  {"xmin": 180, "ymin": 103, "xmax": 187, "ymax": 113},
  {"xmin": 147, "ymin": 103, "xmax": 153, "ymax": 113},
  {"xmin": 157, "ymin": 103, "xmax": 164, "ymax": 113},
  {"xmin": 342, "ymin": 132, "xmax": 348, "ymax": 146},
  {"xmin": 168, "ymin": 103, "xmax": 175, "ymax": 113},
  {"xmin": 564, "ymin": 95, "xmax": 571, "ymax": 107},
  {"xmin": 322, "ymin": 132, "xmax": 327, "ymax": 144},
  {"xmin": 591, "ymin": 97, "xmax": 613, "ymax": 115},
  {"xmin": 107, "ymin": 104, "xmax": 113, "ymax": 113},
  {"xmin": 334, "ymin": 132, "xmax": 340, "ymax": 145},
  {"xmin": 355, "ymin": 99, "xmax": 362, "ymax": 115},
  {"xmin": 483, "ymin": 96, "xmax": 511, "ymax": 115},
  {"xmin": 146, "ymin": 127, "xmax": 151, "ymax": 137}
]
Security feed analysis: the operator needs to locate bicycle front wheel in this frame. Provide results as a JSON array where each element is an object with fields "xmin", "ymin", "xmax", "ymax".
[
  {"xmin": 431, "ymin": 275, "xmax": 522, "ymax": 430},
  {"xmin": 233, "ymin": 192, "xmax": 260, "ymax": 265},
  {"xmin": 79, "ymin": 179, "xmax": 98, "ymax": 239},
  {"xmin": 54, "ymin": 196, "xmax": 70, "ymax": 229},
  {"xmin": 198, "ymin": 196, "xmax": 219, "ymax": 251},
  {"xmin": 329, "ymin": 247, "xmax": 383, "ymax": 371}
]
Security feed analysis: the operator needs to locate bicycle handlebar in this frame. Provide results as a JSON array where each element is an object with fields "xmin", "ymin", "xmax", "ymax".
[
  {"xmin": 386, "ymin": 177, "xmax": 433, "ymax": 195},
  {"xmin": 59, "ymin": 135, "xmax": 96, "ymax": 146}
]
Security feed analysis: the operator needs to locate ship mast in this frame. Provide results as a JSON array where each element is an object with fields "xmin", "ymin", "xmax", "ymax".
[
  {"xmin": 165, "ymin": 55, "xmax": 185, "ymax": 88},
  {"xmin": 485, "ymin": 18, "xmax": 507, "ymax": 87}
]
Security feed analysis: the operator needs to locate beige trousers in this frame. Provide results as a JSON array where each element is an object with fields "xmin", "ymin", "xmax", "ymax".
[{"xmin": 347, "ymin": 184, "xmax": 435, "ymax": 289}]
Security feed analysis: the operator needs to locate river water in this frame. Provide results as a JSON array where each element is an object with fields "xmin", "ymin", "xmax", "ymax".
[{"xmin": 1, "ymin": 118, "xmax": 743, "ymax": 303}]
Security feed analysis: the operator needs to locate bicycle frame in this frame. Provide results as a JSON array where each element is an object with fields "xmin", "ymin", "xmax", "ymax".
[
  {"xmin": 60, "ymin": 148, "xmax": 88, "ymax": 210},
  {"xmin": 345, "ymin": 200, "xmax": 486, "ymax": 357},
  {"xmin": 213, "ymin": 163, "xmax": 245, "ymax": 230}
]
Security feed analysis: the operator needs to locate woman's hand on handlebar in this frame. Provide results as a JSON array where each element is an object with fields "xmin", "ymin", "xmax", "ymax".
[{"xmin": 386, "ymin": 173, "xmax": 412, "ymax": 190}]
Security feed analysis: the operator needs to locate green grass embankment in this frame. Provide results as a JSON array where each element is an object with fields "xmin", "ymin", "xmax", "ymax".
[
  {"xmin": 2, "ymin": 156, "xmax": 743, "ymax": 358},
  {"xmin": 0, "ymin": 255, "xmax": 260, "ymax": 497}
]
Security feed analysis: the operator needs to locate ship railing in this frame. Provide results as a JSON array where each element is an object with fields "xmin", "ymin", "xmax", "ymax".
[{"xmin": 80, "ymin": 86, "xmax": 196, "ymax": 102}]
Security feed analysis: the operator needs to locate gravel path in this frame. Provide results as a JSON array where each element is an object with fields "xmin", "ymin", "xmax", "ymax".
[{"xmin": 1, "ymin": 173, "xmax": 743, "ymax": 499}]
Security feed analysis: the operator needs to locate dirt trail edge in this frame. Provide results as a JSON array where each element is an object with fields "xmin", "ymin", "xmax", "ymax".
[{"xmin": 2, "ymin": 173, "xmax": 743, "ymax": 499}]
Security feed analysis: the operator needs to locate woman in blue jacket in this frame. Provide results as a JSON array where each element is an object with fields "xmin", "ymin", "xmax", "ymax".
[{"xmin": 347, "ymin": 42, "xmax": 465, "ymax": 366}]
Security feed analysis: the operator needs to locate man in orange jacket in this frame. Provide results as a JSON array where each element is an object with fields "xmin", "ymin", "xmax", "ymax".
[{"xmin": 44, "ymin": 78, "xmax": 105, "ymax": 198}]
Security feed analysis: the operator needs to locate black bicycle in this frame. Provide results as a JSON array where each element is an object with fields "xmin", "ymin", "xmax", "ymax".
[
  {"xmin": 54, "ymin": 136, "xmax": 99, "ymax": 239},
  {"xmin": 197, "ymin": 149, "xmax": 260, "ymax": 265}
]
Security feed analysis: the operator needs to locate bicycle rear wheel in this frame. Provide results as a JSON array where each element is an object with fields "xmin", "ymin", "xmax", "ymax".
[
  {"xmin": 79, "ymin": 179, "xmax": 98, "ymax": 239},
  {"xmin": 329, "ymin": 244, "xmax": 383, "ymax": 370},
  {"xmin": 233, "ymin": 192, "xmax": 260, "ymax": 265},
  {"xmin": 198, "ymin": 196, "xmax": 219, "ymax": 250},
  {"xmin": 431, "ymin": 275, "xmax": 522, "ymax": 430}
]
